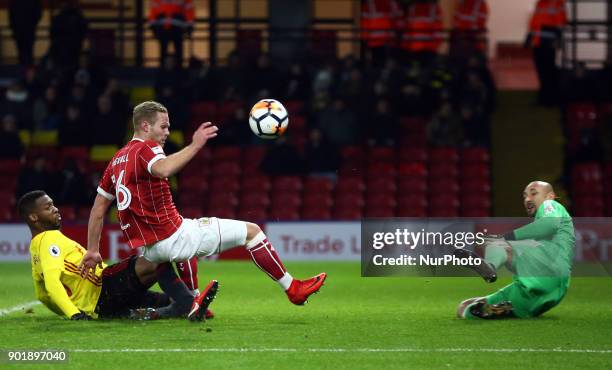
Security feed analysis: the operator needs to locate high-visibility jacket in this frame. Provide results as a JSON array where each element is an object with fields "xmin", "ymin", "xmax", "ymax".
[
  {"xmin": 528, "ymin": 0, "xmax": 567, "ymax": 47},
  {"xmin": 453, "ymin": 0, "xmax": 488, "ymax": 31},
  {"xmin": 148, "ymin": 0, "xmax": 195, "ymax": 30},
  {"xmin": 401, "ymin": 2, "xmax": 443, "ymax": 52},
  {"xmin": 361, "ymin": 0, "xmax": 403, "ymax": 48}
]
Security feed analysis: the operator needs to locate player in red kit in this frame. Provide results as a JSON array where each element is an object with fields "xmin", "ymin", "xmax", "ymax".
[{"xmin": 80, "ymin": 101, "xmax": 326, "ymax": 321}]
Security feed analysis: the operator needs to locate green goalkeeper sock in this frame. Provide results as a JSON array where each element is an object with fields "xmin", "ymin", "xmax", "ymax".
[{"xmin": 485, "ymin": 244, "xmax": 508, "ymax": 270}]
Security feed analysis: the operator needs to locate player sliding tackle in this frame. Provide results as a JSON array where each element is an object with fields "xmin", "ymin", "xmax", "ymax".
[
  {"xmin": 79, "ymin": 101, "xmax": 326, "ymax": 320},
  {"xmin": 455, "ymin": 181, "xmax": 575, "ymax": 319},
  {"xmin": 19, "ymin": 191, "xmax": 180, "ymax": 320}
]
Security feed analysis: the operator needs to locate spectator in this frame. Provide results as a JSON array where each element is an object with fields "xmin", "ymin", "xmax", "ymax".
[
  {"xmin": 9, "ymin": 0, "xmax": 42, "ymax": 66},
  {"xmin": 17, "ymin": 156, "xmax": 53, "ymax": 198},
  {"xmin": 148, "ymin": 0, "xmax": 194, "ymax": 67},
  {"xmin": 0, "ymin": 114, "xmax": 24, "ymax": 159},
  {"xmin": 365, "ymin": 98, "xmax": 399, "ymax": 147},
  {"xmin": 459, "ymin": 104, "xmax": 489, "ymax": 147},
  {"xmin": 185, "ymin": 58, "xmax": 219, "ymax": 101},
  {"xmin": 285, "ymin": 62, "xmax": 311, "ymax": 101},
  {"xmin": 245, "ymin": 54, "xmax": 279, "ymax": 98},
  {"xmin": 304, "ymin": 128, "xmax": 340, "ymax": 177},
  {"xmin": 216, "ymin": 105, "xmax": 250, "ymax": 145},
  {"xmin": 92, "ymin": 95, "xmax": 125, "ymax": 145},
  {"xmin": 49, "ymin": 0, "xmax": 88, "ymax": 69},
  {"xmin": 32, "ymin": 85, "xmax": 62, "ymax": 130},
  {"xmin": 317, "ymin": 97, "xmax": 360, "ymax": 145},
  {"xmin": 58, "ymin": 103, "xmax": 86, "ymax": 146},
  {"xmin": 427, "ymin": 102, "xmax": 464, "ymax": 147},
  {"xmin": 1, "ymin": 80, "xmax": 33, "ymax": 130},
  {"xmin": 55, "ymin": 158, "xmax": 88, "ymax": 206}
]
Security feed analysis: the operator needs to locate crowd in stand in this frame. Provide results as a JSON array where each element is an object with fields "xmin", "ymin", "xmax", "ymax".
[{"xmin": 0, "ymin": 48, "xmax": 496, "ymax": 215}]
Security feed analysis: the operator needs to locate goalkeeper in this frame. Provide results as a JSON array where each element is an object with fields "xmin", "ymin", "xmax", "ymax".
[{"xmin": 456, "ymin": 181, "xmax": 575, "ymax": 319}]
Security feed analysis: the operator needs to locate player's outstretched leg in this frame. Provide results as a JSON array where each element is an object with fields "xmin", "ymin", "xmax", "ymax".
[
  {"xmin": 244, "ymin": 223, "xmax": 327, "ymax": 305},
  {"xmin": 454, "ymin": 248, "xmax": 497, "ymax": 282}
]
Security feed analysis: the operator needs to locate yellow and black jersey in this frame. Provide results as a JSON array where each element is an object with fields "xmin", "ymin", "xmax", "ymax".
[{"xmin": 30, "ymin": 230, "xmax": 107, "ymax": 319}]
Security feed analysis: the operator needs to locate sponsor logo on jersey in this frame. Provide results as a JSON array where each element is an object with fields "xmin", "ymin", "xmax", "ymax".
[{"xmin": 151, "ymin": 146, "xmax": 164, "ymax": 155}]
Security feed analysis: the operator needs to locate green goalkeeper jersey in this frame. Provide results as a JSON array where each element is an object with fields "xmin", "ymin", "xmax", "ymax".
[{"xmin": 509, "ymin": 200, "xmax": 575, "ymax": 277}]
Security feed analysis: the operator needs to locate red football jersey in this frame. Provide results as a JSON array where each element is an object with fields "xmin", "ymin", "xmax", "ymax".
[{"xmin": 97, "ymin": 138, "xmax": 183, "ymax": 248}]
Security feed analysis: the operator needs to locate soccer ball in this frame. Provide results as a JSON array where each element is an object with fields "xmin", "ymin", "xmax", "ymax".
[{"xmin": 248, "ymin": 99, "xmax": 289, "ymax": 139}]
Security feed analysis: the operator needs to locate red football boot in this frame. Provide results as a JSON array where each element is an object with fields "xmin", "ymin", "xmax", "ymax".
[
  {"xmin": 187, "ymin": 280, "xmax": 219, "ymax": 321},
  {"xmin": 286, "ymin": 273, "xmax": 327, "ymax": 305}
]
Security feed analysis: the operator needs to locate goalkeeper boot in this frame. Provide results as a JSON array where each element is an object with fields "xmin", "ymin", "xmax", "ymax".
[
  {"xmin": 454, "ymin": 248, "xmax": 497, "ymax": 283},
  {"xmin": 286, "ymin": 273, "xmax": 327, "ymax": 305},
  {"xmin": 187, "ymin": 280, "xmax": 219, "ymax": 322},
  {"xmin": 470, "ymin": 300, "xmax": 514, "ymax": 319}
]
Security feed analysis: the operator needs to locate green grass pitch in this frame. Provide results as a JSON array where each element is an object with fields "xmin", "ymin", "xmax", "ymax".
[{"xmin": 1, "ymin": 261, "xmax": 611, "ymax": 369}]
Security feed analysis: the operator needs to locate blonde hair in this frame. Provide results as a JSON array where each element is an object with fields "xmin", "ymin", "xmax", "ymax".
[{"xmin": 132, "ymin": 101, "xmax": 168, "ymax": 131}]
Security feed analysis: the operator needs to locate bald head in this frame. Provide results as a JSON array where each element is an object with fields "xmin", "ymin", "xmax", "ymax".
[{"xmin": 523, "ymin": 181, "xmax": 556, "ymax": 217}]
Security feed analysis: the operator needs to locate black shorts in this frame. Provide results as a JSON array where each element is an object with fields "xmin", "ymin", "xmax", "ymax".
[{"xmin": 95, "ymin": 255, "xmax": 169, "ymax": 318}]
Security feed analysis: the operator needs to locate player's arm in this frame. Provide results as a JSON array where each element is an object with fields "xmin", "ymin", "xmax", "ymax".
[
  {"xmin": 150, "ymin": 122, "xmax": 218, "ymax": 178},
  {"xmin": 42, "ymin": 269, "xmax": 81, "ymax": 319},
  {"xmin": 33, "ymin": 277, "xmax": 64, "ymax": 317},
  {"xmin": 79, "ymin": 194, "xmax": 112, "ymax": 276},
  {"xmin": 504, "ymin": 217, "xmax": 561, "ymax": 241}
]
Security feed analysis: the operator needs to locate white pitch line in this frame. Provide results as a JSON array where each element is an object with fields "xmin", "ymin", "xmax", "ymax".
[
  {"xmin": 0, "ymin": 301, "xmax": 40, "ymax": 317},
  {"xmin": 69, "ymin": 348, "xmax": 612, "ymax": 354}
]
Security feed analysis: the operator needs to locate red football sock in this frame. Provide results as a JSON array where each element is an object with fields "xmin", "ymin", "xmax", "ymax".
[
  {"xmin": 175, "ymin": 257, "xmax": 199, "ymax": 291},
  {"xmin": 246, "ymin": 232, "xmax": 292, "ymax": 289}
]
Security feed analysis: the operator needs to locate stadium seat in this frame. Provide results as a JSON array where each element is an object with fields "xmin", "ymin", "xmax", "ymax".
[
  {"xmin": 213, "ymin": 146, "xmax": 242, "ymax": 161},
  {"xmin": 366, "ymin": 177, "xmax": 397, "ymax": 193},
  {"xmin": 31, "ymin": 130, "xmax": 58, "ymax": 146},
  {"xmin": 302, "ymin": 206, "xmax": 332, "ymax": 220},
  {"xmin": 177, "ymin": 191, "xmax": 206, "ymax": 208},
  {"xmin": 211, "ymin": 161, "xmax": 242, "ymax": 176},
  {"xmin": 461, "ymin": 195, "xmax": 492, "ymax": 209},
  {"xmin": 205, "ymin": 205, "xmax": 236, "ymax": 219},
  {"xmin": 241, "ymin": 175, "xmax": 271, "ymax": 192},
  {"xmin": 59, "ymin": 146, "xmax": 89, "ymax": 172},
  {"xmin": 365, "ymin": 206, "xmax": 395, "ymax": 217},
  {"xmin": 339, "ymin": 146, "xmax": 365, "ymax": 164},
  {"xmin": 367, "ymin": 147, "xmax": 395, "ymax": 163},
  {"xmin": 461, "ymin": 147, "xmax": 490, "ymax": 163},
  {"xmin": 398, "ymin": 162, "xmax": 427, "ymax": 177},
  {"xmin": 567, "ymin": 102, "xmax": 598, "ymax": 128},
  {"xmin": 237, "ymin": 207, "xmax": 268, "ymax": 222},
  {"xmin": 429, "ymin": 147, "xmax": 460, "ymax": 163},
  {"xmin": 284, "ymin": 100, "xmax": 305, "ymax": 115},
  {"xmin": 240, "ymin": 191, "xmax": 271, "ymax": 208},
  {"xmin": 335, "ymin": 176, "xmax": 365, "ymax": 193},
  {"xmin": 290, "ymin": 115, "xmax": 307, "ymax": 132},
  {"xmin": 397, "ymin": 177, "xmax": 427, "ymax": 193},
  {"xmin": 333, "ymin": 206, "xmax": 362, "ymax": 220},
  {"xmin": 269, "ymin": 206, "xmax": 300, "ymax": 221},
  {"xmin": 0, "ymin": 159, "xmax": 22, "ymax": 176},
  {"xmin": 130, "ymin": 86, "xmax": 155, "ymax": 106},
  {"xmin": 271, "ymin": 192, "xmax": 302, "ymax": 208},
  {"xmin": 367, "ymin": 162, "xmax": 396, "ymax": 176},
  {"xmin": 461, "ymin": 163, "xmax": 490, "ymax": 179},
  {"xmin": 181, "ymin": 206, "xmax": 203, "ymax": 219},
  {"xmin": 191, "ymin": 101, "xmax": 218, "ymax": 122},
  {"xmin": 366, "ymin": 193, "xmax": 397, "ymax": 208},
  {"xmin": 90, "ymin": 145, "xmax": 119, "ymax": 162},
  {"xmin": 208, "ymin": 192, "xmax": 239, "ymax": 208},
  {"xmin": 58, "ymin": 206, "xmax": 76, "ymax": 221},
  {"xmin": 461, "ymin": 208, "xmax": 490, "ymax": 217},
  {"xmin": 573, "ymin": 196, "xmax": 604, "ymax": 217},
  {"xmin": 216, "ymin": 100, "xmax": 242, "ymax": 124},
  {"xmin": 429, "ymin": 163, "xmax": 459, "ymax": 179},
  {"xmin": 272, "ymin": 176, "xmax": 303, "ymax": 192},
  {"xmin": 182, "ymin": 161, "xmax": 211, "ymax": 178},
  {"xmin": 303, "ymin": 177, "xmax": 334, "ymax": 194},
  {"xmin": 461, "ymin": 178, "xmax": 491, "ymax": 193},
  {"xmin": 398, "ymin": 147, "xmax": 427, "ymax": 162},
  {"xmin": 430, "ymin": 178, "xmax": 460, "ymax": 193},
  {"xmin": 428, "ymin": 207, "xmax": 460, "ymax": 217},
  {"xmin": 303, "ymin": 193, "xmax": 333, "ymax": 208},
  {"xmin": 179, "ymin": 176, "xmax": 208, "ymax": 192},
  {"xmin": 209, "ymin": 176, "xmax": 240, "ymax": 193},
  {"xmin": 397, "ymin": 206, "xmax": 427, "ymax": 217},
  {"xmin": 335, "ymin": 191, "xmax": 365, "ymax": 208}
]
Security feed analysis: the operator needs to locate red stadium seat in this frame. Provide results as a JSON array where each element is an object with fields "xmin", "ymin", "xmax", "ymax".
[
  {"xmin": 181, "ymin": 206, "xmax": 204, "ymax": 219},
  {"xmin": 398, "ymin": 147, "xmax": 427, "ymax": 162},
  {"xmin": 367, "ymin": 162, "xmax": 396, "ymax": 176},
  {"xmin": 365, "ymin": 206, "xmax": 395, "ymax": 217},
  {"xmin": 302, "ymin": 206, "xmax": 332, "ymax": 220},
  {"xmin": 429, "ymin": 163, "xmax": 459, "ymax": 179},
  {"xmin": 339, "ymin": 146, "xmax": 365, "ymax": 163},
  {"xmin": 397, "ymin": 194, "xmax": 428, "ymax": 209},
  {"xmin": 179, "ymin": 176, "xmax": 208, "ymax": 192},
  {"xmin": 269, "ymin": 206, "xmax": 300, "ymax": 221},
  {"xmin": 461, "ymin": 195, "xmax": 492, "ymax": 209},
  {"xmin": 303, "ymin": 177, "xmax": 334, "ymax": 194},
  {"xmin": 333, "ymin": 206, "xmax": 362, "ymax": 220},
  {"xmin": 366, "ymin": 177, "xmax": 397, "ymax": 193},
  {"xmin": 303, "ymin": 193, "xmax": 333, "ymax": 208},
  {"xmin": 208, "ymin": 192, "xmax": 239, "ymax": 208},
  {"xmin": 290, "ymin": 115, "xmax": 307, "ymax": 131},
  {"xmin": 209, "ymin": 176, "xmax": 240, "ymax": 193},
  {"xmin": 367, "ymin": 147, "xmax": 395, "ymax": 163},
  {"xmin": 237, "ymin": 207, "xmax": 268, "ymax": 222},
  {"xmin": 59, "ymin": 146, "xmax": 90, "ymax": 172},
  {"xmin": 272, "ymin": 176, "xmax": 303, "ymax": 192},
  {"xmin": 397, "ymin": 177, "xmax": 427, "ymax": 193},
  {"xmin": 58, "ymin": 206, "xmax": 76, "ymax": 221},
  {"xmin": 573, "ymin": 195, "xmax": 604, "ymax": 217},
  {"xmin": 461, "ymin": 208, "xmax": 490, "ymax": 217},
  {"xmin": 335, "ymin": 192, "xmax": 364, "ymax": 208},
  {"xmin": 397, "ymin": 206, "xmax": 427, "ymax": 217},
  {"xmin": 428, "ymin": 207, "xmax": 459, "ymax": 217},
  {"xmin": 241, "ymin": 175, "xmax": 271, "ymax": 192},
  {"xmin": 240, "ymin": 191, "xmax": 271, "ymax": 208},
  {"xmin": 270, "ymin": 192, "xmax": 302, "ymax": 208},
  {"xmin": 398, "ymin": 162, "xmax": 427, "ymax": 178},
  {"xmin": 177, "ymin": 191, "xmax": 205, "ymax": 208},
  {"xmin": 461, "ymin": 178, "xmax": 491, "ymax": 193},
  {"xmin": 430, "ymin": 178, "xmax": 459, "ymax": 193},
  {"xmin": 211, "ymin": 161, "xmax": 242, "ymax": 176},
  {"xmin": 213, "ymin": 146, "xmax": 242, "ymax": 161},
  {"xmin": 191, "ymin": 101, "xmax": 217, "ymax": 122},
  {"xmin": 461, "ymin": 147, "xmax": 490, "ymax": 163},
  {"xmin": 429, "ymin": 147, "xmax": 460, "ymax": 163},
  {"xmin": 205, "ymin": 205, "xmax": 236, "ymax": 219},
  {"xmin": 0, "ymin": 159, "xmax": 21, "ymax": 176},
  {"xmin": 335, "ymin": 176, "xmax": 365, "ymax": 193},
  {"xmin": 461, "ymin": 163, "xmax": 490, "ymax": 179},
  {"xmin": 366, "ymin": 193, "xmax": 397, "ymax": 208}
]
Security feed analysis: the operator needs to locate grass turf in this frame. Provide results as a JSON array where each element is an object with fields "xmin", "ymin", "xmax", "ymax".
[{"xmin": 1, "ymin": 261, "xmax": 611, "ymax": 369}]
